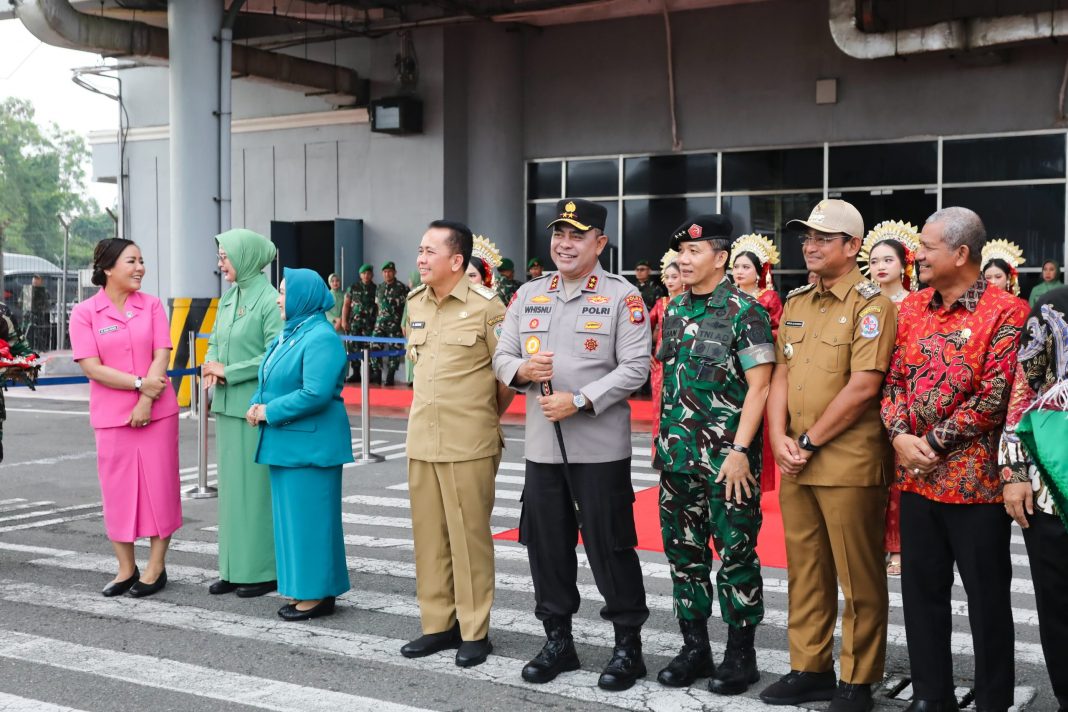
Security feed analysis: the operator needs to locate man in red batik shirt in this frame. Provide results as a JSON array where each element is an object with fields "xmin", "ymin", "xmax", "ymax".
[{"xmin": 881, "ymin": 207, "xmax": 1028, "ymax": 712}]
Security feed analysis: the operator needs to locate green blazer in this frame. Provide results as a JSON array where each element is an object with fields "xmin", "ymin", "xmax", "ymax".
[{"xmin": 207, "ymin": 274, "xmax": 284, "ymax": 418}]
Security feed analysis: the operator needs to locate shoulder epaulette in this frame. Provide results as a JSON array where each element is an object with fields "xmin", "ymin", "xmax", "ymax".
[
  {"xmin": 406, "ymin": 284, "xmax": 427, "ymax": 300},
  {"xmin": 786, "ymin": 283, "xmax": 816, "ymax": 300},
  {"xmin": 855, "ymin": 280, "xmax": 881, "ymax": 299},
  {"xmin": 602, "ymin": 272, "xmax": 630, "ymax": 283},
  {"xmin": 472, "ymin": 284, "xmax": 498, "ymax": 300}
]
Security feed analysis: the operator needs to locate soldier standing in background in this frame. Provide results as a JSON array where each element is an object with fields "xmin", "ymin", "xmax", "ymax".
[
  {"xmin": 527, "ymin": 257, "xmax": 544, "ymax": 280},
  {"xmin": 496, "ymin": 258, "xmax": 522, "ymax": 305},
  {"xmin": 29, "ymin": 274, "xmax": 52, "ymax": 351},
  {"xmin": 374, "ymin": 261, "xmax": 408, "ymax": 386},
  {"xmin": 635, "ymin": 260, "xmax": 667, "ymax": 311},
  {"xmin": 654, "ymin": 215, "xmax": 774, "ymax": 695},
  {"xmin": 342, "ymin": 264, "xmax": 378, "ymax": 383}
]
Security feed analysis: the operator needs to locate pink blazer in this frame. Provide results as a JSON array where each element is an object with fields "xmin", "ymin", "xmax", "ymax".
[{"xmin": 69, "ymin": 289, "xmax": 180, "ymax": 429}]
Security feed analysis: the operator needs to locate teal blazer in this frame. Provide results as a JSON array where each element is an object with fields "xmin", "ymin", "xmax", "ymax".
[{"xmin": 251, "ymin": 315, "xmax": 354, "ymax": 468}]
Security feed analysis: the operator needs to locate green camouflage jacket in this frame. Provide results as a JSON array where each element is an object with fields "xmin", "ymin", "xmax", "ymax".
[
  {"xmin": 496, "ymin": 276, "xmax": 522, "ymax": 306},
  {"xmin": 346, "ymin": 281, "xmax": 378, "ymax": 336},
  {"xmin": 654, "ymin": 278, "xmax": 775, "ymax": 476},
  {"xmin": 374, "ymin": 279, "xmax": 409, "ymax": 335}
]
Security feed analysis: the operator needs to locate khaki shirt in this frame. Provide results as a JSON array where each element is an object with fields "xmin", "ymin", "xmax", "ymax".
[
  {"xmin": 776, "ymin": 267, "xmax": 896, "ymax": 486},
  {"xmin": 493, "ymin": 263, "xmax": 651, "ymax": 464},
  {"xmin": 405, "ymin": 278, "xmax": 506, "ymax": 463}
]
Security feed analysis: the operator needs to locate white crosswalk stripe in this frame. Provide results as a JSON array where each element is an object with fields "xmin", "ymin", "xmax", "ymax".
[{"xmin": 0, "ymin": 690, "xmax": 90, "ymax": 712}]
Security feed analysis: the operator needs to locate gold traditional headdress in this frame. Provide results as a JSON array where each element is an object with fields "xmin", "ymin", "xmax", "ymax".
[
  {"xmin": 730, "ymin": 233, "xmax": 780, "ymax": 289},
  {"xmin": 859, "ymin": 220, "xmax": 920, "ymax": 290},
  {"xmin": 981, "ymin": 238, "xmax": 1025, "ymax": 295},
  {"xmin": 659, "ymin": 249, "xmax": 678, "ymax": 285},
  {"xmin": 471, "ymin": 235, "xmax": 503, "ymax": 270}
]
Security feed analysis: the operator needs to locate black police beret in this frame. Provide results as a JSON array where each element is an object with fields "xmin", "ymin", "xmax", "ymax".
[{"xmin": 670, "ymin": 214, "xmax": 733, "ymax": 251}]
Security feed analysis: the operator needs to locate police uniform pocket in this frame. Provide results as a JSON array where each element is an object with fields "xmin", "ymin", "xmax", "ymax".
[
  {"xmin": 817, "ymin": 329, "xmax": 850, "ymax": 372},
  {"xmin": 611, "ymin": 490, "xmax": 638, "ymax": 550},
  {"xmin": 574, "ymin": 315, "xmax": 613, "ymax": 358}
]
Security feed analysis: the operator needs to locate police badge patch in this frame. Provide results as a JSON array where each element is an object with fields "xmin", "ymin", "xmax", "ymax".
[{"xmin": 624, "ymin": 294, "xmax": 645, "ymax": 324}]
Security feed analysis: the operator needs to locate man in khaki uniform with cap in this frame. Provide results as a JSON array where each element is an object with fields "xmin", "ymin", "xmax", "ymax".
[
  {"xmin": 401, "ymin": 219, "xmax": 513, "ymax": 668},
  {"xmin": 759, "ymin": 199, "xmax": 895, "ymax": 712}
]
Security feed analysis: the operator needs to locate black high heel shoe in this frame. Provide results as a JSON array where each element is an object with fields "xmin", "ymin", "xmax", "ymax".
[
  {"xmin": 102, "ymin": 567, "xmax": 140, "ymax": 597},
  {"xmin": 128, "ymin": 569, "xmax": 167, "ymax": 598},
  {"xmin": 277, "ymin": 596, "xmax": 336, "ymax": 621}
]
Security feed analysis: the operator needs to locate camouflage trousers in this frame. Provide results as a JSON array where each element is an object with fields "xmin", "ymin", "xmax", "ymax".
[
  {"xmin": 347, "ymin": 319, "xmax": 379, "ymax": 377},
  {"xmin": 660, "ymin": 469, "xmax": 764, "ymax": 626},
  {"xmin": 373, "ymin": 323, "xmax": 404, "ymax": 376}
]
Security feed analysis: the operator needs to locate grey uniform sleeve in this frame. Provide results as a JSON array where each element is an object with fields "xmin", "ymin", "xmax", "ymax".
[
  {"xmin": 492, "ymin": 290, "xmax": 529, "ymax": 392},
  {"xmin": 581, "ymin": 285, "xmax": 651, "ymax": 414}
]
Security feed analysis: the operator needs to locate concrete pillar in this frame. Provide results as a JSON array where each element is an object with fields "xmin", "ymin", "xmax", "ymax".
[{"xmin": 168, "ymin": 0, "xmax": 222, "ymax": 298}]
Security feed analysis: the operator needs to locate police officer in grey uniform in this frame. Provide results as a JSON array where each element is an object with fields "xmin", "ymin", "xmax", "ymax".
[{"xmin": 494, "ymin": 198, "xmax": 651, "ymax": 691}]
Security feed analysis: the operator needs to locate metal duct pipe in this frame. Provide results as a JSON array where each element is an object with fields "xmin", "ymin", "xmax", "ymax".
[
  {"xmin": 13, "ymin": 0, "xmax": 368, "ymax": 106},
  {"xmin": 829, "ymin": 0, "xmax": 1068, "ymax": 60}
]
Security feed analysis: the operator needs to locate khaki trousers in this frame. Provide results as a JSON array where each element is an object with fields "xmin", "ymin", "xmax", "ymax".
[
  {"xmin": 779, "ymin": 477, "xmax": 889, "ymax": 683},
  {"xmin": 408, "ymin": 455, "xmax": 499, "ymax": 640}
]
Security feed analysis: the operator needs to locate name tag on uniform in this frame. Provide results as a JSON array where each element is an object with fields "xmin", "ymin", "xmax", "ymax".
[
  {"xmin": 785, "ymin": 320, "xmax": 804, "ymax": 328},
  {"xmin": 411, "ymin": 321, "xmax": 425, "ymax": 329},
  {"xmin": 98, "ymin": 325, "xmax": 120, "ymax": 334}
]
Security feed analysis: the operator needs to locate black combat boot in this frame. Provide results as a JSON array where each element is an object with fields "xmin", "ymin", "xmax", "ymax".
[
  {"xmin": 657, "ymin": 618, "xmax": 716, "ymax": 687},
  {"xmin": 522, "ymin": 617, "xmax": 580, "ymax": 684},
  {"xmin": 598, "ymin": 624, "xmax": 647, "ymax": 691},
  {"xmin": 708, "ymin": 624, "xmax": 759, "ymax": 695}
]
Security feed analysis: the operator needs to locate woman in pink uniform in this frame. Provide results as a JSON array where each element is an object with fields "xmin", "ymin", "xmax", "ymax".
[{"xmin": 69, "ymin": 238, "xmax": 181, "ymax": 598}]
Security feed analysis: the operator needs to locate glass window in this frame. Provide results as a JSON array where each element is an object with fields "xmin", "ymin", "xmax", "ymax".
[
  {"xmin": 566, "ymin": 159, "xmax": 618, "ymax": 198},
  {"xmin": 829, "ymin": 142, "xmax": 937, "ymax": 188},
  {"xmin": 527, "ymin": 162, "xmax": 562, "ymax": 200},
  {"xmin": 622, "ymin": 197, "xmax": 717, "ymax": 270},
  {"xmin": 942, "ymin": 185, "xmax": 1064, "ymax": 295},
  {"xmin": 623, "ymin": 153, "xmax": 717, "ymax": 196},
  {"xmin": 943, "ymin": 134, "xmax": 1066, "ymax": 183},
  {"xmin": 832, "ymin": 189, "xmax": 937, "ymax": 237},
  {"xmin": 721, "ymin": 193, "xmax": 824, "ymax": 277},
  {"xmin": 721, "ymin": 148, "xmax": 823, "ymax": 192}
]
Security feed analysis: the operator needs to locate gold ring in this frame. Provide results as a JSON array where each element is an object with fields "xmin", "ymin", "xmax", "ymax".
[{"xmin": 913, "ymin": 468, "xmax": 919, "ymax": 474}]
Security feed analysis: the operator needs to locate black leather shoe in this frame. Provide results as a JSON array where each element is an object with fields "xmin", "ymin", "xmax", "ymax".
[
  {"xmin": 208, "ymin": 579, "xmax": 238, "ymax": 595},
  {"xmin": 708, "ymin": 624, "xmax": 759, "ymax": 695},
  {"xmin": 400, "ymin": 622, "xmax": 461, "ymax": 658},
  {"xmin": 127, "ymin": 569, "xmax": 167, "ymax": 598},
  {"xmin": 235, "ymin": 580, "xmax": 277, "ymax": 598},
  {"xmin": 102, "ymin": 567, "xmax": 139, "ymax": 597},
  {"xmin": 657, "ymin": 618, "xmax": 715, "ymax": 687},
  {"xmin": 905, "ymin": 698, "xmax": 961, "ymax": 712},
  {"xmin": 523, "ymin": 617, "xmax": 581, "ymax": 683},
  {"xmin": 455, "ymin": 637, "xmax": 492, "ymax": 667},
  {"xmin": 830, "ymin": 682, "xmax": 874, "ymax": 712},
  {"xmin": 598, "ymin": 625, "xmax": 647, "ymax": 691},
  {"xmin": 277, "ymin": 596, "xmax": 336, "ymax": 621},
  {"xmin": 760, "ymin": 670, "xmax": 837, "ymax": 705}
]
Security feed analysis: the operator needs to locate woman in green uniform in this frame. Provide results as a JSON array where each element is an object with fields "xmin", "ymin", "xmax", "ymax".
[{"xmin": 201, "ymin": 228, "xmax": 284, "ymax": 597}]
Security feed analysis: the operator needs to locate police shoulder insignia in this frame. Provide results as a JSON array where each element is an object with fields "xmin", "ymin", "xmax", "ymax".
[
  {"xmin": 786, "ymin": 283, "xmax": 815, "ymax": 300},
  {"xmin": 472, "ymin": 284, "xmax": 497, "ymax": 300},
  {"xmin": 548, "ymin": 274, "xmax": 560, "ymax": 291},
  {"xmin": 855, "ymin": 280, "xmax": 881, "ymax": 299},
  {"xmin": 406, "ymin": 284, "xmax": 428, "ymax": 300},
  {"xmin": 585, "ymin": 275, "xmax": 599, "ymax": 291},
  {"xmin": 624, "ymin": 294, "xmax": 645, "ymax": 324}
]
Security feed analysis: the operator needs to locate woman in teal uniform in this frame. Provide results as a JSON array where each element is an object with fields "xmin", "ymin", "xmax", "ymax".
[
  {"xmin": 201, "ymin": 229, "xmax": 283, "ymax": 597},
  {"xmin": 246, "ymin": 268, "xmax": 354, "ymax": 620}
]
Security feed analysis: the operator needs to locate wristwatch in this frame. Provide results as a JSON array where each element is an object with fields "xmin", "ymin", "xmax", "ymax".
[
  {"xmin": 798, "ymin": 432, "xmax": 820, "ymax": 452},
  {"xmin": 572, "ymin": 392, "xmax": 587, "ymax": 410},
  {"xmin": 729, "ymin": 443, "xmax": 749, "ymax": 454},
  {"xmin": 134, "ymin": 376, "xmax": 144, "ymax": 391}
]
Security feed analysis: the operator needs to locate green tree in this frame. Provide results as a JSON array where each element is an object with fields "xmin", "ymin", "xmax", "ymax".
[{"xmin": 0, "ymin": 97, "xmax": 108, "ymax": 268}]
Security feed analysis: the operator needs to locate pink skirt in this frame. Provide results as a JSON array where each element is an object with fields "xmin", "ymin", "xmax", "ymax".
[{"xmin": 94, "ymin": 414, "xmax": 182, "ymax": 542}]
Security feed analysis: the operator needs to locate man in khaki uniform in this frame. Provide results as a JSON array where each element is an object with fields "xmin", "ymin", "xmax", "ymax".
[
  {"xmin": 401, "ymin": 220, "xmax": 512, "ymax": 668},
  {"xmin": 759, "ymin": 200, "xmax": 896, "ymax": 712}
]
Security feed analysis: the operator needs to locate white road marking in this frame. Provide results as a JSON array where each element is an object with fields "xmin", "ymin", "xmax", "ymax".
[
  {"xmin": 0, "ymin": 627, "xmax": 432, "ymax": 712},
  {"xmin": 0, "ymin": 498, "xmax": 27, "ymax": 506},
  {"xmin": 0, "ymin": 452, "xmax": 96, "ymax": 469},
  {"xmin": 0, "ymin": 503, "xmax": 102, "ymax": 525},
  {"xmin": 0, "ymin": 501, "xmax": 54, "ymax": 514},
  {"xmin": 5, "ymin": 408, "xmax": 90, "ymax": 416},
  {"xmin": 0, "ymin": 690, "xmax": 89, "ymax": 712},
  {"xmin": 0, "ymin": 512, "xmax": 103, "ymax": 534}
]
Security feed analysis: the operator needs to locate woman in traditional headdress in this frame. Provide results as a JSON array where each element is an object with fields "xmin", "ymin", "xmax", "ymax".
[
  {"xmin": 648, "ymin": 250, "xmax": 684, "ymax": 457},
  {"xmin": 982, "ymin": 239, "xmax": 1026, "ymax": 300},
  {"xmin": 466, "ymin": 235, "xmax": 504, "ymax": 301},
  {"xmin": 730, "ymin": 234, "xmax": 782, "ymax": 335},
  {"xmin": 859, "ymin": 220, "xmax": 920, "ymax": 577},
  {"xmin": 730, "ymin": 234, "xmax": 781, "ymax": 493}
]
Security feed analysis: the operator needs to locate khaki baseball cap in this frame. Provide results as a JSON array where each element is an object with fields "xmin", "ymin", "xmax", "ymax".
[{"xmin": 787, "ymin": 199, "xmax": 864, "ymax": 239}]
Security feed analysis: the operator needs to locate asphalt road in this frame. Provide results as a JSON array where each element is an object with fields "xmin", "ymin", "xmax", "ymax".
[{"xmin": 0, "ymin": 387, "xmax": 1056, "ymax": 712}]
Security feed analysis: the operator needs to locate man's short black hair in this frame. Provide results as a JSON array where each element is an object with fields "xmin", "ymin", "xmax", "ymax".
[{"xmin": 428, "ymin": 220, "xmax": 473, "ymax": 268}]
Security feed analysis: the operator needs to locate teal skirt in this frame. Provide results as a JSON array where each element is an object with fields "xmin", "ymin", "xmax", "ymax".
[{"xmin": 269, "ymin": 465, "xmax": 351, "ymax": 600}]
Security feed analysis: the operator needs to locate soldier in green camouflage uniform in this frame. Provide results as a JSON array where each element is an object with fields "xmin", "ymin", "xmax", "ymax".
[
  {"xmin": 635, "ymin": 260, "xmax": 667, "ymax": 311},
  {"xmin": 495, "ymin": 258, "xmax": 522, "ymax": 305},
  {"xmin": 344, "ymin": 264, "xmax": 378, "ymax": 382},
  {"xmin": 653, "ymin": 214, "xmax": 775, "ymax": 695},
  {"xmin": 373, "ymin": 261, "xmax": 408, "ymax": 385},
  {"xmin": 0, "ymin": 302, "xmax": 38, "ymax": 462}
]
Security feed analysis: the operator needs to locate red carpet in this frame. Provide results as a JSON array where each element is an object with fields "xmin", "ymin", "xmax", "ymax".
[{"xmin": 494, "ymin": 486, "xmax": 788, "ymax": 570}]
